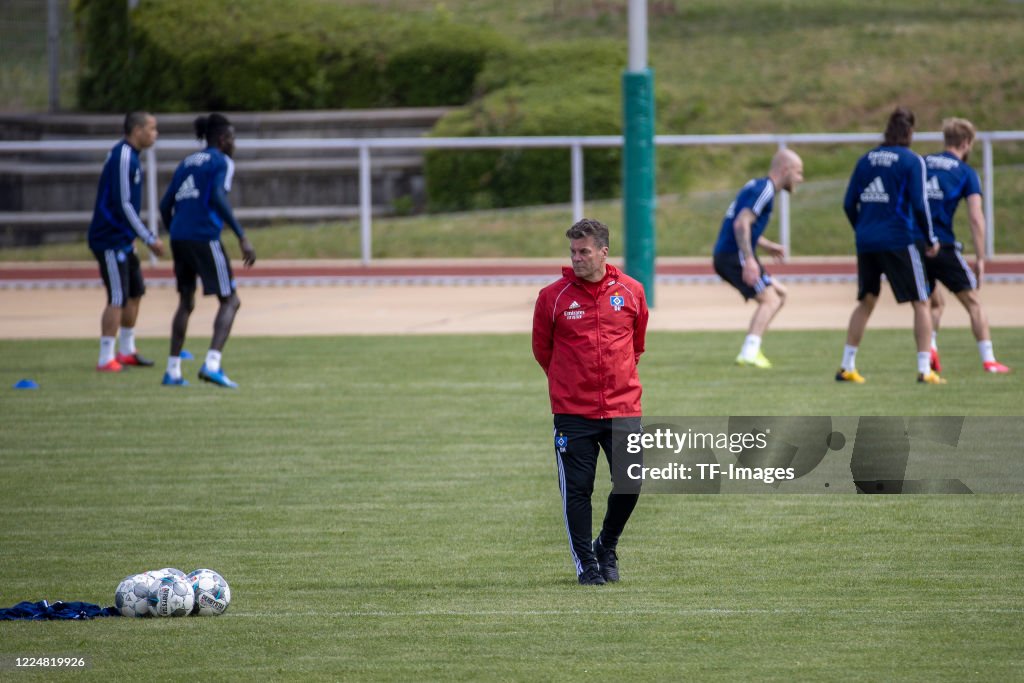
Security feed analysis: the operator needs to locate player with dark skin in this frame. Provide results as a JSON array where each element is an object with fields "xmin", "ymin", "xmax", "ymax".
[{"xmin": 168, "ymin": 124, "xmax": 256, "ymax": 361}]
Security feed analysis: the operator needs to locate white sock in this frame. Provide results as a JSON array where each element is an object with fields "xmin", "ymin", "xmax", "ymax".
[
  {"xmin": 99, "ymin": 336, "xmax": 116, "ymax": 366},
  {"xmin": 118, "ymin": 327, "xmax": 136, "ymax": 355},
  {"xmin": 917, "ymin": 352, "xmax": 931, "ymax": 375},
  {"xmin": 740, "ymin": 334, "xmax": 762, "ymax": 360},
  {"xmin": 841, "ymin": 345, "xmax": 858, "ymax": 371},
  {"xmin": 205, "ymin": 349, "xmax": 222, "ymax": 373},
  {"xmin": 978, "ymin": 340, "xmax": 995, "ymax": 364},
  {"xmin": 930, "ymin": 331, "xmax": 938, "ymax": 351},
  {"xmin": 166, "ymin": 356, "xmax": 182, "ymax": 378}
]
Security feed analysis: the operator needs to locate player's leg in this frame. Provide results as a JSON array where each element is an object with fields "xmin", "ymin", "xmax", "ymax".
[
  {"xmin": 836, "ymin": 253, "xmax": 879, "ymax": 383},
  {"xmin": 164, "ymin": 241, "xmax": 195, "ymax": 386},
  {"xmin": 553, "ymin": 415, "xmax": 604, "ymax": 585},
  {"xmin": 193, "ymin": 241, "xmax": 240, "ymax": 387},
  {"xmin": 955, "ymin": 289, "xmax": 1010, "ymax": 373},
  {"xmin": 95, "ymin": 248, "xmax": 126, "ymax": 372},
  {"xmin": 928, "ymin": 286, "xmax": 944, "ymax": 372},
  {"xmin": 891, "ymin": 245, "xmax": 943, "ymax": 383},
  {"xmin": 594, "ymin": 416, "xmax": 642, "ymax": 582},
  {"xmin": 715, "ymin": 254, "xmax": 776, "ymax": 368},
  {"xmin": 739, "ymin": 280, "xmax": 787, "ymax": 368},
  {"xmin": 115, "ymin": 253, "xmax": 154, "ymax": 367},
  {"xmin": 210, "ymin": 292, "xmax": 241, "ymax": 353}
]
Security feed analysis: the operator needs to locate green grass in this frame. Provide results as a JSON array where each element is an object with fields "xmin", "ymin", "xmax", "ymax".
[
  {"xmin": 1, "ymin": 330, "xmax": 1022, "ymax": 680},
  {"xmin": 4, "ymin": 162, "xmax": 1023, "ymax": 262}
]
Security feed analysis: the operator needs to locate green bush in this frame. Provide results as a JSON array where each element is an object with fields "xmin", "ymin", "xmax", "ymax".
[
  {"xmin": 425, "ymin": 80, "xmax": 623, "ymax": 211},
  {"xmin": 424, "ymin": 42, "xmax": 626, "ymax": 211},
  {"xmin": 75, "ymin": 0, "xmax": 504, "ymax": 111}
]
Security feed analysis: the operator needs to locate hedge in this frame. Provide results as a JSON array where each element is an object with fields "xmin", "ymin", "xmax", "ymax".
[
  {"xmin": 423, "ymin": 42, "xmax": 626, "ymax": 211},
  {"xmin": 75, "ymin": 0, "xmax": 507, "ymax": 111},
  {"xmin": 75, "ymin": 1, "xmax": 633, "ymax": 210}
]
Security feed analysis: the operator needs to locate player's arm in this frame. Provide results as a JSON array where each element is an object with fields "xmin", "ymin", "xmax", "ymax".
[
  {"xmin": 159, "ymin": 181, "xmax": 175, "ymax": 233},
  {"xmin": 633, "ymin": 287, "xmax": 649, "ymax": 366},
  {"xmin": 843, "ymin": 172, "xmax": 860, "ymax": 228},
  {"xmin": 531, "ymin": 292, "xmax": 554, "ymax": 373},
  {"xmin": 118, "ymin": 148, "xmax": 163, "ymax": 256},
  {"xmin": 756, "ymin": 235, "xmax": 785, "ymax": 262},
  {"xmin": 966, "ymin": 192, "xmax": 986, "ymax": 287},
  {"xmin": 211, "ymin": 173, "xmax": 255, "ymax": 267},
  {"xmin": 911, "ymin": 156, "xmax": 939, "ymax": 256},
  {"xmin": 733, "ymin": 208, "xmax": 760, "ymax": 286}
]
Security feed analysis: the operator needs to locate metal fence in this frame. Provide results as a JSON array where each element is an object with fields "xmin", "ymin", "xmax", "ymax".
[{"xmin": 1, "ymin": 130, "xmax": 1022, "ymax": 264}]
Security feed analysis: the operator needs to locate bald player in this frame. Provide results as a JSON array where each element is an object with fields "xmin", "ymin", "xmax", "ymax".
[{"xmin": 712, "ymin": 149, "xmax": 805, "ymax": 368}]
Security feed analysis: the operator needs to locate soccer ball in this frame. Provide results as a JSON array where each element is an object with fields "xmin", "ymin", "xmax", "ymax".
[
  {"xmin": 145, "ymin": 567, "xmax": 187, "ymax": 581},
  {"xmin": 114, "ymin": 573, "xmax": 158, "ymax": 618},
  {"xmin": 152, "ymin": 575, "xmax": 195, "ymax": 617},
  {"xmin": 187, "ymin": 568, "xmax": 231, "ymax": 616}
]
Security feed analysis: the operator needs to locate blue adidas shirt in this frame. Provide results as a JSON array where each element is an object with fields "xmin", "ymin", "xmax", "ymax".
[
  {"xmin": 843, "ymin": 145, "xmax": 935, "ymax": 253},
  {"xmin": 713, "ymin": 177, "xmax": 776, "ymax": 255},
  {"xmin": 88, "ymin": 140, "xmax": 157, "ymax": 251},
  {"xmin": 160, "ymin": 147, "xmax": 243, "ymax": 242},
  {"xmin": 925, "ymin": 151, "xmax": 982, "ymax": 245}
]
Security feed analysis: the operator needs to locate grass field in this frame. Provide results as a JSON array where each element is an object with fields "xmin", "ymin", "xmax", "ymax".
[
  {"xmin": 4, "ymin": 161, "xmax": 1023, "ymax": 262},
  {"xmin": 1, "ymin": 330, "xmax": 1022, "ymax": 680}
]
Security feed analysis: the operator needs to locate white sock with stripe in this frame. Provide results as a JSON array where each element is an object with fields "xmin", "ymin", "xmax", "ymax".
[
  {"xmin": 99, "ymin": 337, "xmax": 116, "ymax": 366},
  {"xmin": 166, "ymin": 356, "xmax": 181, "ymax": 379},
  {"xmin": 930, "ymin": 331, "xmax": 938, "ymax": 351}
]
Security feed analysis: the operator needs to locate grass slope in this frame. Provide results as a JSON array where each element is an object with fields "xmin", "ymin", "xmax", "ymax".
[{"xmin": 1, "ymin": 331, "xmax": 1022, "ymax": 680}]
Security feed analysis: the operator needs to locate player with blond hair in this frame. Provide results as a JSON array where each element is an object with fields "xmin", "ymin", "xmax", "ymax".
[{"xmin": 923, "ymin": 117, "xmax": 1010, "ymax": 374}]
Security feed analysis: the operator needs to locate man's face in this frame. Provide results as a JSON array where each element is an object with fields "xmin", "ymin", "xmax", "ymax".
[
  {"xmin": 781, "ymin": 159, "xmax": 804, "ymax": 193},
  {"xmin": 569, "ymin": 235, "xmax": 608, "ymax": 282},
  {"xmin": 133, "ymin": 115, "xmax": 158, "ymax": 150},
  {"xmin": 220, "ymin": 126, "xmax": 236, "ymax": 157}
]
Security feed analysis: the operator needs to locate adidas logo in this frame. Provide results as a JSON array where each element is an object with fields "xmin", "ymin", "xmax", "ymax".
[
  {"xmin": 568, "ymin": 301, "xmax": 581, "ymax": 309},
  {"xmin": 175, "ymin": 174, "xmax": 200, "ymax": 201},
  {"xmin": 926, "ymin": 175, "xmax": 944, "ymax": 200},
  {"xmin": 860, "ymin": 176, "xmax": 889, "ymax": 203}
]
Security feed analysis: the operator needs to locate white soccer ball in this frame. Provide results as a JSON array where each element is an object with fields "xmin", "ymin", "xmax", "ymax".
[
  {"xmin": 187, "ymin": 568, "xmax": 231, "ymax": 616},
  {"xmin": 152, "ymin": 575, "xmax": 195, "ymax": 617},
  {"xmin": 145, "ymin": 567, "xmax": 187, "ymax": 581},
  {"xmin": 114, "ymin": 573, "xmax": 158, "ymax": 618}
]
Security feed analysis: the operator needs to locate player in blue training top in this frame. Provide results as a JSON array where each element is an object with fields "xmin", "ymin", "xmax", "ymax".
[
  {"xmin": 713, "ymin": 149, "xmax": 804, "ymax": 369},
  {"xmin": 837, "ymin": 107, "xmax": 943, "ymax": 385},
  {"xmin": 924, "ymin": 117, "xmax": 1010, "ymax": 374},
  {"xmin": 159, "ymin": 113, "xmax": 256, "ymax": 388},
  {"xmin": 87, "ymin": 111, "xmax": 165, "ymax": 372}
]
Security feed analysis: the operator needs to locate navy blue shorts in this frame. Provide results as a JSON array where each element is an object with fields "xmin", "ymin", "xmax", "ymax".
[
  {"xmin": 857, "ymin": 245, "xmax": 929, "ymax": 303},
  {"xmin": 172, "ymin": 239, "xmax": 235, "ymax": 298},
  {"xmin": 93, "ymin": 247, "xmax": 145, "ymax": 306},
  {"xmin": 926, "ymin": 244, "xmax": 977, "ymax": 294},
  {"xmin": 713, "ymin": 251, "xmax": 772, "ymax": 301}
]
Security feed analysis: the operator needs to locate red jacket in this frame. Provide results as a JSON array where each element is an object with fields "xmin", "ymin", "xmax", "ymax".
[{"xmin": 532, "ymin": 264, "xmax": 649, "ymax": 419}]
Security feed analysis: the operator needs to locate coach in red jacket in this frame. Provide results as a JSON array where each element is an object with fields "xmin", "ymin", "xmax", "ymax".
[{"xmin": 532, "ymin": 218, "xmax": 649, "ymax": 586}]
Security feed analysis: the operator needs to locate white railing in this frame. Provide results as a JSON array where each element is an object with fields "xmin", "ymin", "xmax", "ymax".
[{"xmin": 2, "ymin": 131, "xmax": 1021, "ymax": 264}]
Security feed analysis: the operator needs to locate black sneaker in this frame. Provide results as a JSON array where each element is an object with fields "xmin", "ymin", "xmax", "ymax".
[
  {"xmin": 577, "ymin": 566, "xmax": 606, "ymax": 586},
  {"xmin": 593, "ymin": 537, "xmax": 619, "ymax": 582}
]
